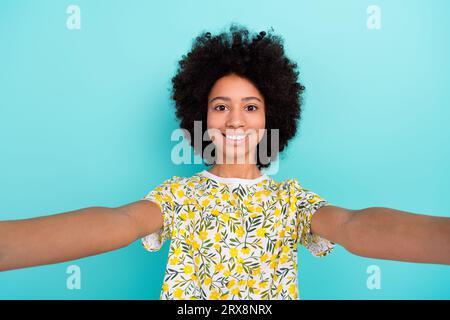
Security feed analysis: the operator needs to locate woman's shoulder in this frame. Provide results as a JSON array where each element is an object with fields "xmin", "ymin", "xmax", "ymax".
[{"xmin": 267, "ymin": 176, "xmax": 302, "ymax": 189}]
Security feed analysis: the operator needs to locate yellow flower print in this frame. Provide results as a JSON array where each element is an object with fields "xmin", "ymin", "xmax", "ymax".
[
  {"xmin": 209, "ymin": 290, "xmax": 220, "ymax": 300},
  {"xmin": 236, "ymin": 226, "xmax": 244, "ymax": 237},
  {"xmin": 271, "ymin": 221, "xmax": 279, "ymax": 230},
  {"xmin": 143, "ymin": 173, "xmax": 334, "ymax": 299},
  {"xmin": 199, "ymin": 230, "xmax": 208, "ymax": 241},
  {"xmin": 171, "ymin": 182, "xmax": 181, "ymax": 190},
  {"xmin": 260, "ymin": 253, "xmax": 268, "ymax": 262},
  {"xmin": 220, "ymin": 213, "xmax": 230, "ymax": 223},
  {"xmin": 177, "ymin": 190, "xmax": 185, "ymax": 198},
  {"xmin": 191, "ymin": 241, "xmax": 200, "ymax": 251},
  {"xmin": 173, "ymin": 288, "xmax": 183, "ymax": 299},
  {"xmin": 227, "ymin": 279, "xmax": 236, "ymax": 289},
  {"xmin": 275, "ymin": 239, "xmax": 282, "ymax": 249},
  {"xmin": 169, "ymin": 256, "xmax": 179, "ymax": 265},
  {"xmin": 276, "ymin": 284, "xmax": 282, "ymax": 294},
  {"xmin": 274, "ymin": 208, "xmax": 281, "ymax": 217},
  {"xmin": 256, "ymin": 227, "xmax": 267, "ymax": 237},
  {"xmin": 289, "ymin": 203, "xmax": 296, "ymax": 212},
  {"xmin": 215, "ymin": 263, "xmax": 225, "ymax": 272},
  {"xmin": 288, "ymin": 283, "xmax": 296, "ymax": 295},
  {"xmin": 184, "ymin": 265, "xmax": 193, "ymax": 274}
]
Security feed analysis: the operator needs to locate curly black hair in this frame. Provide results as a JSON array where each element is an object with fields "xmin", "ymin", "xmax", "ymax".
[{"xmin": 171, "ymin": 24, "xmax": 305, "ymax": 169}]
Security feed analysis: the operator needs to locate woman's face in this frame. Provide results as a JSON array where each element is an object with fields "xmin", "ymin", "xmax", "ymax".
[{"xmin": 206, "ymin": 73, "xmax": 266, "ymax": 164}]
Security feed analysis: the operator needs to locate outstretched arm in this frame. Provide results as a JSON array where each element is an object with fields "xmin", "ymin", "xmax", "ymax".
[
  {"xmin": 311, "ymin": 205, "xmax": 450, "ymax": 265},
  {"xmin": 0, "ymin": 200, "xmax": 163, "ymax": 271}
]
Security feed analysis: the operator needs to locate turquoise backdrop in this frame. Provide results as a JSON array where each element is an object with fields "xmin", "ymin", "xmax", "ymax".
[{"xmin": 0, "ymin": 0, "xmax": 449, "ymax": 299}]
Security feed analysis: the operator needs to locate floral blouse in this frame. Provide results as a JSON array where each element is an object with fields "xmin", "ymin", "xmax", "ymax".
[{"xmin": 141, "ymin": 170, "xmax": 335, "ymax": 300}]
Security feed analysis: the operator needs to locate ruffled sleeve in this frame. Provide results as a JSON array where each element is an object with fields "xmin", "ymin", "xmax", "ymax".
[
  {"xmin": 140, "ymin": 176, "xmax": 181, "ymax": 252},
  {"xmin": 290, "ymin": 179, "xmax": 335, "ymax": 257}
]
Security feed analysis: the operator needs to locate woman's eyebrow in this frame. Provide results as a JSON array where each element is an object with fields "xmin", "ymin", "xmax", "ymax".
[{"xmin": 208, "ymin": 96, "xmax": 262, "ymax": 103}]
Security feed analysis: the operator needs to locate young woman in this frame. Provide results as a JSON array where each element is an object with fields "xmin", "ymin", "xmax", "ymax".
[{"xmin": 0, "ymin": 25, "xmax": 449, "ymax": 300}]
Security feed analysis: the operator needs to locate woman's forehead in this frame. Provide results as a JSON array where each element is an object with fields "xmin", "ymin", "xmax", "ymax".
[{"xmin": 208, "ymin": 74, "xmax": 264, "ymax": 101}]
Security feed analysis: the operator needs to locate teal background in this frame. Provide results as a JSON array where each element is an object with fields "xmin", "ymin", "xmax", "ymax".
[{"xmin": 1, "ymin": 0, "xmax": 449, "ymax": 299}]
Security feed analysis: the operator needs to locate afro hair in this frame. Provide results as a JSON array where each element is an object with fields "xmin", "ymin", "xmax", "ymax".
[{"xmin": 171, "ymin": 24, "xmax": 305, "ymax": 169}]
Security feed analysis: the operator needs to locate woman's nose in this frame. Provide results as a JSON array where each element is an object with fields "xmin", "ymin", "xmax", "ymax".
[{"xmin": 225, "ymin": 108, "xmax": 245, "ymax": 128}]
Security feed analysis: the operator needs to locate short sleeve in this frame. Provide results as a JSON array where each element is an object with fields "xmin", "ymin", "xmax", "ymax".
[
  {"xmin": 291, "ymin": 179, "xmax": 335, "ymax": 257},
  {"xmin": 141, "ymin": 176, "xmax": 179, "ymax": 252}
]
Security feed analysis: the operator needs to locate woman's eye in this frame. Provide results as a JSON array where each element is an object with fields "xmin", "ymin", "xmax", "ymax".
[
  {"xmin": 245, "ymin": 105, "xmax": 258, "ymax": 111},
  {"xmin": 214, "ymin": 105, "xmax": 227, "ymax": 111}
]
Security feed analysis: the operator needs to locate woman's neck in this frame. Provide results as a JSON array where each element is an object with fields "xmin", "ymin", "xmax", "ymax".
[{"xmin": 207, "ymin": 164, "xmax": 263, "ymax": 179}]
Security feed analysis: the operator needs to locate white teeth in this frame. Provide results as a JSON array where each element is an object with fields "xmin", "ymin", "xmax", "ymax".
[{"xmin": 225, "ymin": 135, "xmax": 247, "ymax": 140}]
